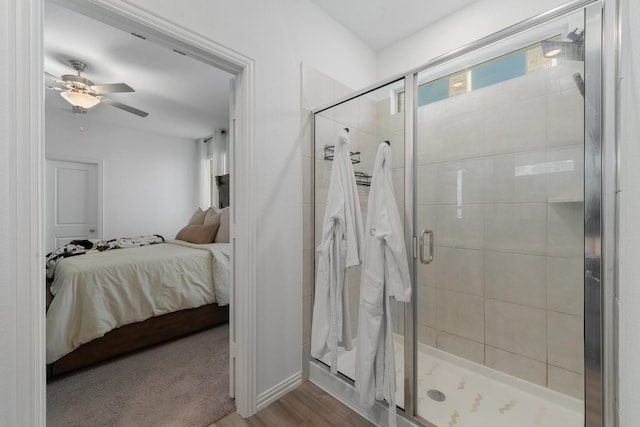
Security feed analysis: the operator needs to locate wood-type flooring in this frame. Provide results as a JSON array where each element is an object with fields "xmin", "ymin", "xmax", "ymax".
[{"xmin": 210, "ymin": 381, "xmax": 375, "ymax": 427}]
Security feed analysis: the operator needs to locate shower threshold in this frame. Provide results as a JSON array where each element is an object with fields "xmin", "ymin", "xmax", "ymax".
[{"xmin": 320, "ymin": 336, "xmax": 582, "ymax": 427}]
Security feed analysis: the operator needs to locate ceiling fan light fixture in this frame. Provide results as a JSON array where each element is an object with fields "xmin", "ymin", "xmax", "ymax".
[{"xmin": 60, "ymin": 90, "xmax": 100, "ymax": 109}]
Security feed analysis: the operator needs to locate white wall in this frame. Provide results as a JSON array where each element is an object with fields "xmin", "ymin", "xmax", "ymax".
[
  {"xmin": 617, "ymin": 0, "xmax": 640, "ymax": 423},
  {"xmin": 377, "ymin": 0, "xmax": 572, "ymax": 80},
  {"xmin": 46, "ymin": 111, "xmax": 199, "ymax": 241}
]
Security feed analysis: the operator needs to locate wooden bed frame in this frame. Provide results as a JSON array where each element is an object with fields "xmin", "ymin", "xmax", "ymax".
[{"xmin": 47, "ymin": 302, "xmax": 229, "ymax": 379}]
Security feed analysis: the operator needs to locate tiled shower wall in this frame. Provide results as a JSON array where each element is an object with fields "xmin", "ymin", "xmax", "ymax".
[
  {"xmin": 415, "ymin": 62, "xmax": 585, "ymax": 399},
  {"xmin": 301, "ymin": 64, "xmax": 356, "ymax": 380}
]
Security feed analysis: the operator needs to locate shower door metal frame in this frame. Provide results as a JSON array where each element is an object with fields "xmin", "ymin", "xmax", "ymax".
[{"xmin": 310, "ymin": 1, "xmax": 611, "ymax": 426}]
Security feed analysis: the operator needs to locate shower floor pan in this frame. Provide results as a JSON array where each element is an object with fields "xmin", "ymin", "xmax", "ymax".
[{"xmin": 322, "ymin": 337, "xmax": 582, "ymax": 427}]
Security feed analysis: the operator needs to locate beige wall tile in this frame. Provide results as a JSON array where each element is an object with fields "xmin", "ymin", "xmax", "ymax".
[
  {"xmin": 303, "ymin": 249, "xmax": 313, "ymax": 298},
  {"xmin": 548, "ymin": 365, "xmax": 584, "ymax": 399},
  {"xmin": 438, "ymin": 331, "xmax": 484, "ymax": 364},
  {"xmin": 417, "ymin": 254, "xmax": 437, "ymax": 288},
  {"xmin": 358, "ymin": 96, "xmax": 377, "ymax": 135},
  {"xmin": 332, "ymin": 99, "xmax": 359, "ymax": 129},
  {"xmin": 416, "ymin": 83, "xmax": 489, "ymax": 125},
  {"xmin": 418, "ymin": 325, "xmax": 437, "ymax": 347},
  {"xmin": 436, "ymin": 247, "xmax": 485, "ymax": 296},
  {"xmin": 303, "ymin": 203, "xmax": 312, "ymax": 251},
  {"xmin": 301, "ymin": 64, "xmax": 336, "ymax": 110},
  {"xmin": 346, "ymin": 266, "xmax": 361, "ymax": 337},
  {"xmin": 484, "ymin": 203, "xmax": 547, "ymax": 255},
  {"xmin": 547, "ymin": 311, "xmax": 584, "ymax": 374},
  {"xmin": 547, "ymin": 88, "xmax": 584, "ymax": 147},
  {"xmin": 314, "ymin": 158, "xmax": 331, "ymax": 205},
  {"xmin": 314, "ymin": 115, "xmax": 337, "ymax": 159},
  {"xmin": 436, "ymin": 204, "xmax": 485, "ymax": 250},
  {"xmin": 483, "ymin": 96, "xmax": 547, "ymax": 156},
  {"xmin": 417, "ymin": 285, "xmax": 437, "ymax": 328},
  {"xmin": 391, "ymin": 167, "xmax": 405, "ymax": 214},
  {"xmin": 485, "ymin": 346, "xmax": 546, "ymax": 386},
  {"xmin": 485, "ymin": 299, "xmax": 546, "ymax": 361},
  {"xmin": 416, "ymin": 204, "xmax": 436, "ymax": 230},
  {"xmin": 302, "ymin": 295, "xmax": 312, "ymax": 349},
  {"xmin": 485, "ymin": 251, "xmax": 546, "ymax": 308},
  {"xmin": 302, "ymin": 156, "xmax": 312, "ymax": 204},
  {"xmin": 546, "ymin": 145, "xmax": 584, "ymax": 202},
  {"xmin": 300, "ymin": 109, "xmax": 312, "ymax": 158},
  {"xmin": 483, "ymin": 70, "xmax": 548, "ymax": 107},
  {"xmin": 377, "ymin": 98, "xmax": 404, "ymax": 133},
  {"xmin": 547, "ymin": 62, "xmax": 585, "ymax": 94},
  {"xmin": 417, "ymin": 159, "xmax": 488, "ymax": 205},
  {"xmin": 416, "ymin": 164, "xmax": 438, "ymax": 205},
  {"xmin": 355, "ymin": 131, "xmax": 378, "ymax": 172},
  {"xmin": 547, "ymin": 256, "xmax": 583, "ymax": 316},
  {"xmin": 437, "ymin": 289, "xmax": 484, "ymax": 342},
  {"xmin": 547, "ymin": 203, "xmax": 584, "ymax": 258},
  {"xmin": 314, "ymin": 204, "xmax": 325, "ymax": 247},
  {"xmin": 487, "ymin": 151, "xmax": 548, "ymax": 203},
  {"xmin": 416, "ymin": 111, "xmax": 485, "ymax": 164}
]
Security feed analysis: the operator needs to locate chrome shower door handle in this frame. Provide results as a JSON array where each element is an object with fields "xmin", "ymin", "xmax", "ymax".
[{"xmin": 419, "ymin": 229, "xmax": 434, "ymax": 264}]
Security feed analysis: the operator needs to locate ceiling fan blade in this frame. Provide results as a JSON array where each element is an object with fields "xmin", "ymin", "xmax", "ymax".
[
  {"xmin": 90, "ymin": 83, "xmax": 134, "ymax": 94},
  {"xmin": 100, "ymin": 97, "xmax": 148, "ymax": 117},
  {"xmin": 46, "ymin": 86, "xmax": 64, "ymax": 91},
  {"xmin": 45, "ymin": 71, "xmax": 60, "ymax": 80}
]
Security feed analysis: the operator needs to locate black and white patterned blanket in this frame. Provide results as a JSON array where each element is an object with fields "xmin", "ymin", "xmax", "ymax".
[{"xmin": 45, "ymin": 234, "xmax": 165, "ymax": 279}]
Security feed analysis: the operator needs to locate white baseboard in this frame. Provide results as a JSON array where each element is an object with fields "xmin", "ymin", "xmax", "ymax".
[{"xmin": 256, "ymin": 371, "xmax": 302, "ymax": 411}]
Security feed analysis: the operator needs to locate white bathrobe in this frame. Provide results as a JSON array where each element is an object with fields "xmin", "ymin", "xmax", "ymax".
[
  {"xmin": 311, "ymin": 129, "xmax": 364, "ymax": 374},
  {"xmin": 355, "ymin": 143, "xmax": 411, "ymax": 427}
]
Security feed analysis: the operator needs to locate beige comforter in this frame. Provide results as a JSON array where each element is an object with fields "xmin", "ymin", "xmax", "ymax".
[{"xmin": 46, "ymin": 240, "xmax": 230, "ymax": 364}]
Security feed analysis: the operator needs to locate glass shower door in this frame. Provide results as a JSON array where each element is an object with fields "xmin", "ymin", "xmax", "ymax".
[
  {"xmin": 313, "ymin": 79, "xmax": 408, "ymax": 409},
  {"xmin": 413, "ymin": 11, "xmax": 586, "ymax": 427}
]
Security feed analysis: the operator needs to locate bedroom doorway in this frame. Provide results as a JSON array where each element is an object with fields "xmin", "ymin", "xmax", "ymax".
[{"xmin": 38, "ymin": 0, "xmax": 257, "ymax": 423}]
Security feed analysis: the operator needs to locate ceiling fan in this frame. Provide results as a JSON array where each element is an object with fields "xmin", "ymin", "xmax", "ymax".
[{"xmin": 46, "ymin": 60, "xmax": 149, "ymax": 117}]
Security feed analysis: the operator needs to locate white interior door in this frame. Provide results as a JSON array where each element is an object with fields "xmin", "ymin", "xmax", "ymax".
[{"xmin": 46, "ymin": 159, "xmax": 101, "ymax": 253}]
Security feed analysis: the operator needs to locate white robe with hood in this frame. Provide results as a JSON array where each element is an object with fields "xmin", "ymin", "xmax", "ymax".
[
  {"xmin": 311, "ymin": 129, "xmax": 364, "ymax": 374},
  {"xmin": 355, "ymin": 142, "xmax": 411, "ymax": 427}
]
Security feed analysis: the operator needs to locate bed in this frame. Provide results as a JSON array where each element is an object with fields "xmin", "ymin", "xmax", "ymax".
[{"xmin": 46, "ymin": 233, "xmax": 231, "ymax": 379}]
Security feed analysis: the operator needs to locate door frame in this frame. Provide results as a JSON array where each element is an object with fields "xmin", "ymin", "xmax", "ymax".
[
  {"xmin": 14, "ymin": 0, "xmax": 257, "ymax": 423},
  {"xmin": 45, "ymin": 156, "xmax": 104, "ymax": 252}
]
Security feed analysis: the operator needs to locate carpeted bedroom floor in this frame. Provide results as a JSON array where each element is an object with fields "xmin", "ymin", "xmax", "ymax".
[{"xmin": 47, "ymin": 324, "xmax": 235, "ymax": 427}]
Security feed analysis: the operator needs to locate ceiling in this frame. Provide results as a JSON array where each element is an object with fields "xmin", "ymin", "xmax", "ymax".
[
  {"xmin": 309, "ymin": 0, "xmax": 479, "ymax": 50},
  {"xmin": 44, "ymin": 2, "xmax": 233, "ymax": 141},
  {"xmin": 44, "ymin": 1, "xmax": 477, "ymax": 140}
]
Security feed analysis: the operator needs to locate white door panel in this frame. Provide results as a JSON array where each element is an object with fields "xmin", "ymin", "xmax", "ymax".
[{"xmin": 46, "ymin": 159, "xmax": 101, "ymax": 253}]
